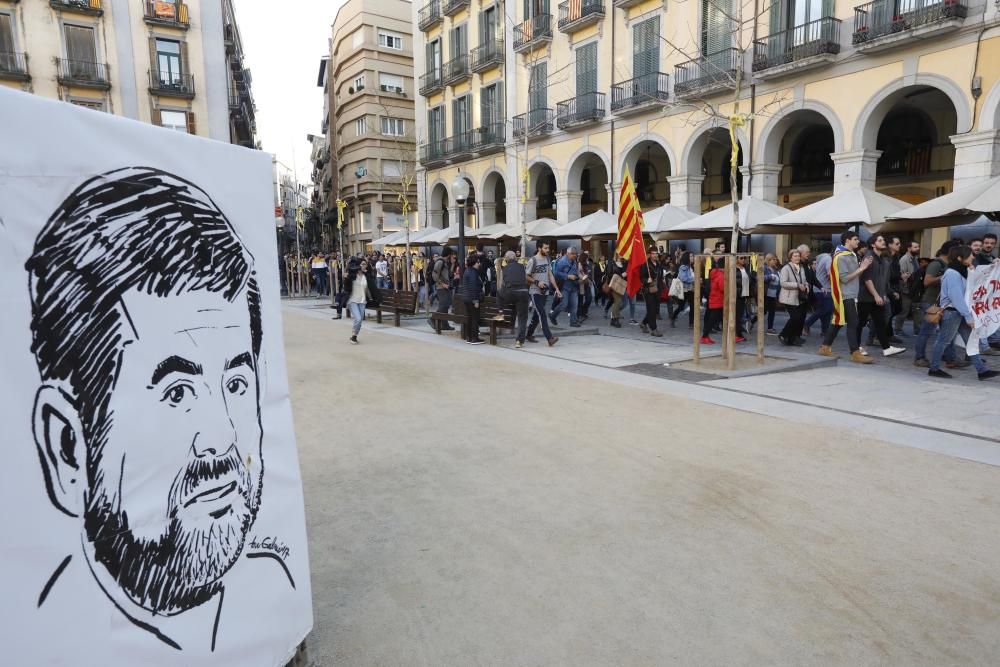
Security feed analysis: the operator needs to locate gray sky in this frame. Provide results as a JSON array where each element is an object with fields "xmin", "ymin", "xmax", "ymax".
[{"xmin": 237, "ymin": 0, "xmax": 340, "ymax": 187}]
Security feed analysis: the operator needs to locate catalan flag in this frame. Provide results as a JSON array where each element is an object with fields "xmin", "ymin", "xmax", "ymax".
[
  {"xmin": 830, "ymin": 246, "xmax": 853, "ymax": 326},
  {"xmin": 616, "ymin": 167, "xmax": 647, "ymax": 297}
]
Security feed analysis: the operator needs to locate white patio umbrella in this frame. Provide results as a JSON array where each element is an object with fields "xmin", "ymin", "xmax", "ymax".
[
  {"xmin": 470, "ymin": 223, "xmax": 514, "ymax": 239},
  {"xmin": 753, "ymin": 188, "xmax": 911, "ymax": 235},
  {"xmin": 371, "ymin": 229, "xmax": 408, "ymax": 247},
  {"xmin": 658, "ymin": 197, "xmax": 788, "ymax": 240},
  {"xmin": 877, "ymin": 174, "xmax": 1000, "ymax": 232},
  {"xmin": 549, "ymin": 210, "xmax": 617, "ymax": 239},
  {"xmin": 416, "ymin": 225, "xmax": 476, "ymax": 245},
  {"xmin": 642, "ymin": 203, "xmax": 698, "ymax": 235},
  {"xmin": 403, "ymin": 227, "xmax": 442, "ymax": 245}
]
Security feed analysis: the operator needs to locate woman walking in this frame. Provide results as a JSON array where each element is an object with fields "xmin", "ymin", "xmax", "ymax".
[
  {"xmin": 344, "ymin": 258, "xmax": 373, "ymax": 344},
  {"xmin": 700, "ymin": 257, "xmax": 726, "ymax": 344},
  {"xmin": 778, "ymin": 249, "xmax": 808, "ymax": 346},
  {"xmin": 670, "ymin": 252, "xmax": 696, "ymax": 328},
  {"xmin": 603, "ymin": 254, "xmax": 627, "ymax": 328},
  {"xmin": 763, "ymin": 253, "xmax": 780, "ymax": 334}
]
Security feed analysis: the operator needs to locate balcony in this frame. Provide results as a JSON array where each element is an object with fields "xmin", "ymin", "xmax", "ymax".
[
  {"xmin": 50, "ymin": 0, "xmax": 103, "ymax": 16},
  {"xmin": 143, "ymin": 1, "xmax": 190, "ymax": 28},
  {"xmin": 470, "ymin": 39, "xmax": 504, "ymax": 73},
  {"xmin": 611, "ymin": 72, "xmax": 670, "ymax": 114},
  {"xmin": 149, "ymin": 71, "xmax": 195, "ymax": 98},
  {"xmin": 753, "ymin": 17, "xmax": 840, "ymax": 80},
  {"xmin": 673, "ymin": 48, "xmax": 740, "ymax": 98},
  {"xmin": 418, "ymin": 0, "xmax": 443, "ymax": 30},
  {"xmin": 419, "ymin": 69, "xmax": 443, "ymax": 96},
  {"xmin": 558, "ymin": 0, "xmax": 605, "ymax": 33},
  {"xmin": 513, "ymin": 14, "xmax": 552, "ymax": 52},
  {"xmin": 56, "ymin": 58, "xmax": 110, "ymax": 89},
  {"xmin": 0, "ymin": 52, "xmax": 30, "ymax": 82},
  {"xmin": 852, "ymin": 0, "xmax": 967, "ymax": 52},
  {"xmin": 471, "ymin": 122, "xmax": 506, "ymax": 155},
  {"xmin": 441, "ymin": 54, "xmax": 469, "ymax": 86},
  {"xmin": 612, "ymin": 0, "xmax": 645, "ymax": 8},
  {"xmin": 443, "ymin": 0, "xmax": 469, "ymax": 16},
  {"xmin": 556, "ymin": 92, "xmax": 606, "ymax": 128},
  {"xmin": 513, "ymin": 108, "xmax": 555, "ymax": 139},
  {"xmin": 419, "ymin": 132, "xmax": 474, "ymax": 166}
]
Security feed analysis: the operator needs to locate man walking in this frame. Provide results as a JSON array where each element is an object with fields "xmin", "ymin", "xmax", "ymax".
[
  {"xmin": 551, "ymin": 246, "xmax": 581, "ymax": 328},
  {"xmin": 525, "ymin": 241, "xmax": 561, "ymax": 346},
  {"xmin": 896, "ymin": 240, "xmax": 921, "ymax": 335},
  {"xmin": 499, "ymin": 251, "xmax": 531, "ymax": 348},
  {"xmin": 428, "ymin": 246, "xmax": 456, "ymax": 331},
  {"xmin": 856, "ymin": 233, "xmax": 906, "ymax": 357},
  {"xmin": 375, "ymin": 253, "xmax": 389, "ymax": 290},
  {"xmin": 804, "ymin": 242, "xmax": 834, "ymax": 337},
  {"xmin": 639, "ymin": 248, "xmax": 665, "ymax": 337},
  {"xmin": 819, "ymin": 232, "xmax": 875, "ymax": 363},
  {"xmin": 459, "ymin": 254, "xmax": 485, "ymax": 344}
]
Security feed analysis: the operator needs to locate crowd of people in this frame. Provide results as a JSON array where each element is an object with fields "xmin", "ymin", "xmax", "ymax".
[{"xmin": 286, "ymin": 231, "xmax": 1000, "ymax": 380}]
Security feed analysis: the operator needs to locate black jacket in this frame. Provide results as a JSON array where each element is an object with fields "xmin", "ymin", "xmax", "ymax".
[
  {"xmin": 639, "ymin": 260, "xmax": 664, "ymax": 294},
  {"xmin": 459, "ymin": 266, "xmax": 482, "ymax": 302}
]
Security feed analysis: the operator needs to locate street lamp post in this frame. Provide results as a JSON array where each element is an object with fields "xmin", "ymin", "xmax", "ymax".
[{"xmin": 452, "ymin": 175, "xmax": 469, "ymax": 266}]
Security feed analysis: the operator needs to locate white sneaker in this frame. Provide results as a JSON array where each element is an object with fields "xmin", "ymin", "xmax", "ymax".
[
  {"xmin": 883, "ymin": 346, "xmax": 906, "ymax": 357},
  {"xmin": 859, "ymin": 347, "xmax": 869, "ymax": 356}
]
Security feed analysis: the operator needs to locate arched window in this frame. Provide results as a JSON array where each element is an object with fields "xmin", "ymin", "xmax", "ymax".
[
  {"xmin": 877, "ymin": 109, "xmax": 934, "ymax": 177},
  {"xmin": 635, "ymin": 159, "xmax": 658, "ymax": 204},
  {"xmin": 789, "ymin": 125, "xmax": 834, "ymax": 184}
]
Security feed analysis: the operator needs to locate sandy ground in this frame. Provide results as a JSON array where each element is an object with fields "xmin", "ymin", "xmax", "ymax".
[{"xmin": 284, "ymin": 308, "xmax": 1000, "ymax": 666}]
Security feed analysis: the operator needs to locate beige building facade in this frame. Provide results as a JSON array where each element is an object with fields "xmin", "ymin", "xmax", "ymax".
[
  {"xmin": 413, "ymin": 0, "xmax": 1000, "ymax": 253},
  {"xmin": 0, "ymin": 0, "xmax": 256, "ymax": 146},
  {"xmin": 316, "ymin": 0, "xmax": 418, "ymax": 256}
]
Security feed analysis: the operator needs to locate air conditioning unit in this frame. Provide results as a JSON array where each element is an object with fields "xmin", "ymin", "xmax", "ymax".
[{"xmin": 355, "ymin": 166, "xmax": 367, "ymax": 177}]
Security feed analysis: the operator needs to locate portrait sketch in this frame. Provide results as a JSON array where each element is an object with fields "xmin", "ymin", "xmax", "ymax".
[{"xmin": 0, "ymin": 87, "xmax": 310, "ymax": 666}]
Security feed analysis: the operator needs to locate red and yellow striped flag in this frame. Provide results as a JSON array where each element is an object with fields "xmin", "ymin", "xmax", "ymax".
[{"xmin": 616, "ymin": 167, "xmax": 647, "ymax": 297}]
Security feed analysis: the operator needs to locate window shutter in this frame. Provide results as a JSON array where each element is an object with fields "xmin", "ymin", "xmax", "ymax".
[
  {"xmin": 65, "ymin": 25, "xmax": 97, "ymax": 62},
  {"xmin": 478, "ymin": 11, "xmax": 486, "ymax": 48},
  {"xmin": 529, "ymin": 62, "xmax": 546, "ymax": 110},
  {"xmin": 148, "ymin": 36, "xmax": 158, "ymax": 79},
  {"xmin": 179, "ymin": 39, "xmax": 189, "ymax": 76},
  {"xmin": 576, "ymin": 43, "xmax": 596, "ymax": 94},
  {"xmin": 703, "ymin": 0, "xmax": 733, "ymax": 56},
  {"xmin": 632, "ymin": 17, "xmax": 659, "ymax": 78},
  {"xmin": 425, "ymin": 41, "xmax": 434, "ymax": 74},
  {"xmin": 186, "ymin": 111, "xmax": 196, "ymax": 134},
  {"xmin": 151, "ymin": 108, "xmax": 162, "ymax": 126},
  {"xmin": 0, "ymin": 15, "xmax": 14, "ymax": 53}
]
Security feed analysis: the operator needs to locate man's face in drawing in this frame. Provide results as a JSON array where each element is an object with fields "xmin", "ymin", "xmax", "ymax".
[{"xmin": 85, "ymin": 287, "xmax": 263, "ymax": 615}]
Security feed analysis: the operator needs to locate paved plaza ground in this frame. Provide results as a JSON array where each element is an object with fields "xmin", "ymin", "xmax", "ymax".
[{"xmin": 284, "ymin": 298, "xmax": 1000, "ymax": 665}]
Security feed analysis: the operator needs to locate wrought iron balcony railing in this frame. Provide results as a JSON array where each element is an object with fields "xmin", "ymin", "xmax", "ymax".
[
  {"xmin": 0, "ymin": 51, "xmax": 30, "ymax": 80},
  {"xmin": 56, "ymin": 58, "xmax": 110, "ymax": 88},
  {"xmin": 556, "ymin": 92, "xmax": 606, "ymax": 128},
  {"xmin": 143, "ymin": 0, "xmax": 190, "ymax": 27},
  {"xmin": 441, "ymin": 54, "xmax": 469, "ymax": 86},
  {"xmin": 558, "ymin": 0, "xmax": 605, "ymax": 32},
  {"xmin": 513, "ymin": 14, "xmax": 552, "ymax": 51},
  {"xmin": 610, "ymin": 72, "xmax": 670, "ymax": 113},
  {"xmin": 149, "ymin": 70, "xmax": 195, "ymax": 97},
  {"xmin": 753, "ymin": 17, "xmax": 841, "ymax": 72},
  {"xmin": 852, "ymin": 0, "xmax": 967, "ymax": 45},
  {"xmin": 673, "ymin": 48, "xmax": 740, "ymax": 97},
  {"xmin": 418, "ymin": 0, "xmax": 443, "ymax": 30},
  {"xmin": 419, "ymin": 69, "xmax": 443, "ymax": 96},
  {"xmin": 50, "ymin": 0, "xmax": 103, "ymax": 16},
  {"xmin": 472, "ymin": 122, "xmax": 506, "ymax": 153},
  {"xmin": 513, "ymin": 108, "xmax": 555, "ymax": 139},
  {"xmin": 471, "ymin": 39, "xmax": 504, "ymax": 72},
  {"xmin": 443, "ymin": 0, "xmax": 469, "ymax": 16}
]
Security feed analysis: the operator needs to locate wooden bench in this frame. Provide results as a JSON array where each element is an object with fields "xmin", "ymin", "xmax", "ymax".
[
  {"xmin": 368, "ymin": 289, "xmax": 418, "ymax": 327},
  {"xmin": 482, "ymin": 296, "xmax": 516, "ymax": 345}
]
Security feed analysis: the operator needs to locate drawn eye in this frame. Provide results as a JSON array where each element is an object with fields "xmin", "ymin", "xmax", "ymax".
[
  {"xmin": 163, "ymin": 384, "xmax": 194, "ymax": 406},
  {"xmin": 227, "ymin": 377, "xmax": 248, "ymax": 396}
]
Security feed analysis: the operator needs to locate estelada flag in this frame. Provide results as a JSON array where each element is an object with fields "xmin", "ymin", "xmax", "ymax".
[{"xmin": 616, "ymin": 167, "xmax": 647, "ymax": 297}]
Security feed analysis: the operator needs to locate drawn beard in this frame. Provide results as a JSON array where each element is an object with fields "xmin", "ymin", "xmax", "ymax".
[{"xmin": 84, "ymin": 447, "xmax": 262, "ymax": 616}]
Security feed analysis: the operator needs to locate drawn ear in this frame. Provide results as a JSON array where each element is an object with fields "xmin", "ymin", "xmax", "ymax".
[{"xmin": 32, "ymin": 385, "xmax": 86, "ymax": 518}]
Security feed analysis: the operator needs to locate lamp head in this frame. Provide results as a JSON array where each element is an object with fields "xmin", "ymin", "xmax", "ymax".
[{"xmin": 452, "ymin": 176, "xmax": 470, "ymax": 204}]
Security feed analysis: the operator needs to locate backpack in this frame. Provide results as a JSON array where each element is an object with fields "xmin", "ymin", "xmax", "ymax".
[
  {"xmin": 908, "ymin": 266, "xmax": 926, "ymax": 303},
  {"xmin": 431, "ymin": 258, "xmax": 446, "ymax": 286}
]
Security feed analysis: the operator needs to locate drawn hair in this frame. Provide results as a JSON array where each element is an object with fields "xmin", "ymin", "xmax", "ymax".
[{"xmin": 26, "ymin": 166, "xmax": 262, "ymax": 478}]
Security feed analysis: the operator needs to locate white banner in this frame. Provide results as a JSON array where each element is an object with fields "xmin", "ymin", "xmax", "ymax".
[
  {"xmin": 0, "ymin": 88, "xmax": 312, "ymax": 665},
  {"xmin": 966, "ymin": 262, "xmax": 1000, "ymax": 355}
]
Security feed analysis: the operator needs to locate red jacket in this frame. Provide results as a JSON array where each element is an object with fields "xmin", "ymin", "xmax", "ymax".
[{"xmin": 708, "ymin": 267, "xmax": 725, "ymax": 309}]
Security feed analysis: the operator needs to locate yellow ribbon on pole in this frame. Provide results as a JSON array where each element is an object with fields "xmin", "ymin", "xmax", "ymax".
[
  {"xmin": 729, "ymin": 114, "xmax": 745, "ymax": 170},
  {"xmin": 750, "ymin": 253, "xmax": 759, "ymax": 273},
  {"xmin": 521, "ymin": 167, "xmax": 529, "ymax": 204},
  {"xmin": 704, "ymin": 256, "xmax": 712, "ymax": 279},
  {"xmin": 336, "ymin": 198, "xmax": 346, "ymax": 229}
]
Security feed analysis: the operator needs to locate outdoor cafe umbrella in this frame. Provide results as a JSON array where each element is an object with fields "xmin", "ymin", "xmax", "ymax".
[
  {"xmin": 753, "ymin": 187, "xmax": 911, "ymax": 235},
  {"xmin": 371, "ymin": 229, "xmax": 408, "ymax": 247},
  {"xmin": 875, "ymin": 174, "xmax": 1000, "ymax": 232},
  {"xmin": 657, "ymin": 197, "xmax": 788, "ymax": 240},
  {"xmin": 642, "ymin": 203, "xmax": 698, "ymax": 235},
  {"xmin": 470, "ymin": 223, "xmax": 514, "ymax": 240},
  {"xmin": 414, "ymin": 225, "xmax": 476, "ymax": 245},
  {"xmin": 549, "ymin": 210, "xmax": 617, "ymax": 239}
]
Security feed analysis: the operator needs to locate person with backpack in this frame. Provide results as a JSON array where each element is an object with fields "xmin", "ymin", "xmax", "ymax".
[
  {"xmin": 498, "ymin": 250, "xmax": 531, "ymax": 348},
  {"xmin": 525, "ymin": 240, "xmax": 561, "ymax": 346},
  {"xmin": 428, "ymin": 246, "xmax": 456, "ymax": 331},
  {"xmin": 459, "ymin": 254, "xmax": 485, "ymax": 344},
  {"xmin": 914, "ymin": 241, "xmax": 964, "ymax": 368},
  {"xmin": 638, "ymin": 248, "xmax": 664, "ymax": 337}
]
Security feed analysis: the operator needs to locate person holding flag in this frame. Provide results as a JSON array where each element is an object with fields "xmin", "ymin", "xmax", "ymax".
[
  {"xmin": 819, "ymin": 231, "xmax": 874, "ymax": 363},
  {"xmin": 616, "ymin": 168, "xmax": 648, "ymax": 304}
]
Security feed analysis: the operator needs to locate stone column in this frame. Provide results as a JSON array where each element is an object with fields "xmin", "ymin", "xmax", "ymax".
[
  {"xmin": 428, "ymin": 208, "xmax": 443, "ymax": 229},
  {"xmin": 479, "ymin": 201, "xmax": 497, "ymax": 227},
  {"xmin": 748, "ymin": 163, "xmax": 782, "ymax": 203},
  {"xmin": 606, "ymin": 183, "xmax": 619, "ymax": 213},
  {"xmin": 522, "ymin": 197, "xmax": 538, "ymax": 223},
  {"xmin": 831, "ymin": 150, "xmax": 881, "ymax": 194},
  {"xmin": 668, "ymin": 175, "xmax": 705, "ymax": 213},
  {"xmin": 951, "ymin": 130, "xmax": 1000, "ymax": 191},
  {"xmin": 555, "ymin": 190, "xmax": 583, "ymax": 224}
]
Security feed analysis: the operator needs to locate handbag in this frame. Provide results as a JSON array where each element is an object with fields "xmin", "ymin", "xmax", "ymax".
[
  {"xmin": 923, "ymin": 304, "xmax": 943, "ymax": 324},
  {"xmin": 609, "ymin": 273, "xmax": 627, "ymax": 296}
]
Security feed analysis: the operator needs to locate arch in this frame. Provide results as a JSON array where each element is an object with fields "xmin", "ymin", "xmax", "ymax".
[
  {"xmin": 853, "ymin": 74, "xmax": 971, "ymax": 149},
  {"xmin": 681, "ymin": 119, "xmax": 750, "ymax": 176},
  {"xmin": 527, "ymin": 155, "xmax": 562, "ymax": 191},
  {"xmin": 618, "ymin": 132, "xmax": 677, "ymax": 180},
  {"xmin": 480, "ymin": 168, "xmax": 506, "ymax": 203},
  {"xmin": 429, "ymin": 179, "xmax": 450, "ymax": 209},
  {"xmin": 566, "ymin": 146, "xmax": 612, "ymax": 190},
  {"xmin": 979, "ymin": 78, "xmax": 1000, "ymax": 132},
  {"xmin": 757, "ymin": 100, "xmax": 845, "ymax": 164}
]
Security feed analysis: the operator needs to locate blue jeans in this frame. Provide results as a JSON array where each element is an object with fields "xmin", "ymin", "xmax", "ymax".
[
  {"xmin": 348, "ymin": 302, "xmax": 364, "ymax": 335},
  {"xmin": 622, "ymin": 293, "xmax": 636, "ymax": 320},
  {"xmin": 915, "ymin": 302, "xmax": 955, "ymax": 362},
  {"xmin": 552, "ymin": 287, "xmax": 579, "ymax": 324},
  {"xmin": 805, "ymin": 292, "xmax": 833, "ymax": 334},
  {"xmin": 527, "ymin": 293, "xmax": 554, "ymax": 340},
  {"xmin": 930, "ymin": 309, "xmax": 986, "ymax": 373},
  {"xmin": 377, "ymin": 276, "xmax": 389, "ymax": 290}
]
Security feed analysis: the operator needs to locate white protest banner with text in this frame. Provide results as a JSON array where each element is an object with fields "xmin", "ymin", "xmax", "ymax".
[{"xmin": 966, "ymin": 261, "xmax": 1000, "ymax": 355}]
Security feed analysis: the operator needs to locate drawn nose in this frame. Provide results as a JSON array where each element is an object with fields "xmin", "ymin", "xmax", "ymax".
[{"xmin": 192, "ymin": 396, "xmax": 237, "ymax": 458}]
